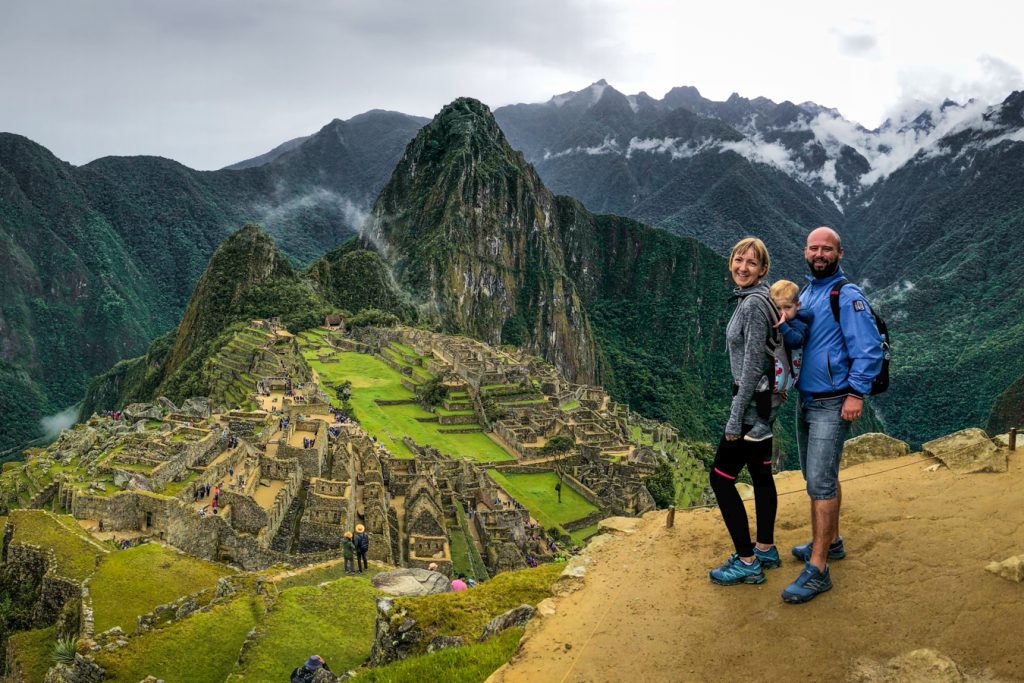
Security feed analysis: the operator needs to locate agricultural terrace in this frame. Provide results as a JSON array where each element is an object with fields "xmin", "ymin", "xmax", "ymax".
[
  {"xmin": 90, "ymin": 543, "xmax": 235, "ymax": 634},
  {"xmin": 485, "ymin": 471, "xmax": 599, "ymax": 541},
  {"xmin": 8, "ymin": 510, "xmax": 107, "ymax": 582},
  {"xmin": 298, "ymin": 334, "xmax": 513, "ymax": 463},
  {"xmin": 228, "ymin": 575, "xmax": 380, "ymax": 681}
]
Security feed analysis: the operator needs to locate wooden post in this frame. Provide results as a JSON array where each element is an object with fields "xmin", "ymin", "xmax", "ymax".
[
  {"xmin": 666, "ymin": 505, "xmax": 676, "ymax": 529},
  {"xmin": 1010, "ymin": 427, "xmax": 1017, "ymax": 452}
]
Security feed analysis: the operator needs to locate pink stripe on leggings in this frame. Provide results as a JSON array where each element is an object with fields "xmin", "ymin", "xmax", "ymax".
[
  {"xmin": 763, "ymin": 461, "xmax": 772, "ymax": 465},
  {"xmin": 713, "ymin": 468, "xmax": 736, "ymax": 480}
]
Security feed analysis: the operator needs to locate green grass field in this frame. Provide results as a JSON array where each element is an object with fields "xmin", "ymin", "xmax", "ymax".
[
  {"xmin": 300, "ymin": 342, "xmax": 512, "ymax": 463},
  {"xmin": 7, "ymin": 627, "xmax": 56, "ymax": 683},
  {"xmin": 230, "ymin": 576, "xmax": 380, "ymax": 682},
  {"xmin": 90, "ymin": 543, "xmax": 234, "ymax": 633},
  {"xmin": 8, "ymin": 510, "xmax": 104, "ymax": 582},
  {"xmin": 485, "ymin": 471, "xmax": 598, "ymax": 530},
  {"xmin": 358, "ymin": 627, "xmax": 523, "ymax": 683},
  {"xmin": 95, "ymin": 595, "xmax": 264, "ymax": 683}
]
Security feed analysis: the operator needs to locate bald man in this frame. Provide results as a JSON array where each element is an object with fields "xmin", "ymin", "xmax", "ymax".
[{"xmin": 781, "ymin": 227, "xmax": 884, "ymax": 604}]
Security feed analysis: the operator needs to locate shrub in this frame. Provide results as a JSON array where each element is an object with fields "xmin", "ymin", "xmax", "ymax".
[{"xmin": 52, "ymin": 636, "xmax": 78, "ymax": 665}]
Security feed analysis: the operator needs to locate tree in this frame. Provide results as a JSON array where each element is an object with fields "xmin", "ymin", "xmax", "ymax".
[
  {"xmin": 417, "ymin": 376, "xmax": 448, "ymax": 409},
  {"xmin": 542, "ymin": 435, "xmax": 574, "ymax": 456},
  {"xmin": 645, "ymin": 459, "xmax": 676, "ymax": 509}
]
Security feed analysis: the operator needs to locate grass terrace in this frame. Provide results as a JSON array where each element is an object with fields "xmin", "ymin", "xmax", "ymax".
[
  {"xmin": 393, "ymin": 563, "xmax": 562, "ymax": 655},
  {"xmin": 299, "ymin": 339, "xmax": 512, "ymax": 463},
  {"xmin": 8, "ymin": 626, "xmax": 56, "ymax": 683},
  {"xmin": 229, "ymin": 575, "xmax": 380, "ymax": 681},
  {"xmin": 90, "ymin": 543, "xmax": 234, "ymax": 634},
  {"xmin": 8, "ymin": 510, "xmax": 105, "ymax": 582},
  {"xmin": 94, "ymin": 595, "xmax": 263, "ymax": 683},
  {"xmin": 358, "ymin": 628, "xmax": 523, "ymax": 683},
  {"xmin": 485, "ymin": 471, "xmax": 599, "ymax": 532}
]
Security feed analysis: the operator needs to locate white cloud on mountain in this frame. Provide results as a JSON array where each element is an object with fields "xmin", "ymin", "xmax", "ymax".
[{"xmin": 543, "ymin": 135, "xmax": 621, "ymax": 159}]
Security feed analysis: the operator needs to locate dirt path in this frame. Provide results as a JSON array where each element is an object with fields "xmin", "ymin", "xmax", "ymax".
[{"xmin": 490, "ymin": 453, "xmax": 1024, "ymax": 682}]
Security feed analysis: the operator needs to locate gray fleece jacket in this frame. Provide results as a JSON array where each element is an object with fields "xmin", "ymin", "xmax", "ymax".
[{"xmin": 725, "ymin": 282, "xmax": 777, "ymax": 436}]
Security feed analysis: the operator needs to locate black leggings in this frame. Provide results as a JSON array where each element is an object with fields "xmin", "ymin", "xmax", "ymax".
[{"xmin": 709, "ymin": 430, "xmax": 777, "ymax": 557}]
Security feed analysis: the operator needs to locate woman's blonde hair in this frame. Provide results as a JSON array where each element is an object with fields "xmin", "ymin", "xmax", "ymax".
[{"xmin": 729, "ymin": 237, "xmax": 770, "ymax": 277}]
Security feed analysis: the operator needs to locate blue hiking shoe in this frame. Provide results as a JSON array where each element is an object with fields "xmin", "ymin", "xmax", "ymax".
[
  {"xmin": 781, "ymin": 562, "xmax": 832, "ymax": 604},
  {"xmin": 753, "ymin": 546, "xmax": 781, "ymax": 569},
  {"xmin": 791, "ymin": 537, "xmax": 846, "ymax": 563},
  {"xmin": 709, "ymin": 554, "xmax": 765, "ymax": 586}
]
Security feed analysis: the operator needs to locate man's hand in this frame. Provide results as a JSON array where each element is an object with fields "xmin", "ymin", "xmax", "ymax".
[{"xmin": 841, "ymin": 395, "xmax": 863, "ymax": 421}]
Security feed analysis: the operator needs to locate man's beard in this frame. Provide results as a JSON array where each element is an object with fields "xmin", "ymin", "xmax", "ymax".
[{"xmin": 808, "ymin": 258, "xmax": 839, "ymax": 278}]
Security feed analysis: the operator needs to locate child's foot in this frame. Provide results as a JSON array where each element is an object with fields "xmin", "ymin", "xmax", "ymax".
[{"xmin": 744, "ymin": 422, "xmax": 773, "ymax": 442}]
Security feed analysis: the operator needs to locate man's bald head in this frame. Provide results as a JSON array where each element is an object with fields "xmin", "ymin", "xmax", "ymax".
[
  {"xmin": 807, "ymin": 226, "xmax": 842, "ymax": 251},
  {"xmin": 805, "ymin": 226, "xmax": 843, "ymax": 277}
]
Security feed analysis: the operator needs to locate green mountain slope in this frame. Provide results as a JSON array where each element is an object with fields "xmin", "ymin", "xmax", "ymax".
[
  {"xmin": 844, "ymin": 91, "xmax": 1024, "ymax": 444},
  {"xmin": 0, "ymin": 111, "xmax": 425, "ymax": 450}
]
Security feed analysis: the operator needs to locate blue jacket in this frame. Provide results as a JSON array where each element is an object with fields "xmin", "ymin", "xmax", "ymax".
[
  {"xmin": 779, "ymin": 310, "xmax": 813, "ymax": 350},
  {"xmin": 796, "ymin": 269, "xmax": 884, "ymax": 398}
]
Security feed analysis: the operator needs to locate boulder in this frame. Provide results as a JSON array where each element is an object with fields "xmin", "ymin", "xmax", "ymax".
[
  {"xmin": 985, "ymin": 555, "xmax": 1024, "ymax": 583},
  {"xmin": 125, "ymin": 476, "xmax": 153, "ymax": 493},
  {"xmin": 479, "ymin": 604, "xmax": 535, "ymax": 642},
  {"xmin": 181, "ymin": 397, "xmax": 213, "ymax": 419},
  {"xmin": 371, "ymin": 568, "xmax": 451, "ymax": 596},
  {"xmin": 156, "ymin": 396, "xmax": 178, "ymax": 412},
  {"xmin": 842, "ymin": 432, "xmax": 911, "ymax": 468},
  {"xmin": 922, "ymin": 428, "xmax": 1007, "ymax": 474},
  {"xmin": 427, "ymin": 635, "xmax": 464, "ymax": 653},
  {"xmin": 123, "ymin": 403, "xmax": 163, "ymax": 422}
]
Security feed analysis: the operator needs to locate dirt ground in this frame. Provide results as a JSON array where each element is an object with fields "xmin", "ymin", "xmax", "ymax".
[{"xmin": 490, "ymin": 452, "xmax": 1024, "ymax": 682}]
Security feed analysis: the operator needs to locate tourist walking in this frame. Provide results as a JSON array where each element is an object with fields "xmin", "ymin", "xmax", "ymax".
[
  {"xmin": 342, "ymin": 531, "xmax": 356, "ymax": 574},
  {"xmin": 354, "ymin": 524, "xmax": 369, "ymax": 573},
  {"xmin": 781, "ymin": 227, "xmax": 884, "ymax": 604},
  {"xmin": 708, "ymin": 237, "xmax": 782, "ymax": 587}
]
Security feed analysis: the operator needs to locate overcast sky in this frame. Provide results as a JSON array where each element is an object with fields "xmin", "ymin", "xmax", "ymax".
[{"xmin": 2, "ymin": 0, "xmax": 1022, "ymax": 170}]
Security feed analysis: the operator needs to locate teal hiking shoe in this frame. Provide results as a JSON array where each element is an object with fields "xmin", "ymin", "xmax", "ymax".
[
  {"xmin": 791, "ymin": 537, "xmax": 846, "ymax": 562},
  {"xmin": 781, "ymin": 562, "xmax": 832, "ymax": 604},
  {"xmin": 709, "ymin": 554, "xmax": 765, "ymax": 586},
  {"xmin": 753, "ymin": 545, "xmax": 781, "ymax": 569}
]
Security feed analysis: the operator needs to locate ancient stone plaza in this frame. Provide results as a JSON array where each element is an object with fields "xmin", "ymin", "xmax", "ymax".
[{"xmin": 2, "ymin": 320, "xmax": 703, "ymax": 581}]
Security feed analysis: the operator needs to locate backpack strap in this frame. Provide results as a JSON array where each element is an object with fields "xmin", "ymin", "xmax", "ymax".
[
  {"xmin": 744, "ymin": 291, "xmax": 782, "ymax": 349},
  {"xmin": 829, "ymin": 278, "xmax": 850, "ymax": 323}
]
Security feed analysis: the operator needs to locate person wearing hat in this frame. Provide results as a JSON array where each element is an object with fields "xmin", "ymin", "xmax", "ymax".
[
  {"xmin": 290, "ymin": 654, "xmax": 329, "ymax": 683},
  {"xmin": 353, "ymin": 524, "xmax": 370, "ymax": 573},
  {"xmin": 342, "ymin": 530, "xmax": 356, "ymax": 574}
]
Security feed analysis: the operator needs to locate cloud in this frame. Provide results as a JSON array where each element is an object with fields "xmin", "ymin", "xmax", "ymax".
[
  {"xmin": 252, "ymin": 187, "xmax": 370, "ymax": 233},
  {"xmin": 837, "ymin": 32, "xmax": 878, "ymax": 57},
  {"xmin": 543, "ymin": 135, "xmax": 621, "ymax": 159},
  {"xmin": 40, "ymin": 406, "xmax": 79, "ymax": 441}
]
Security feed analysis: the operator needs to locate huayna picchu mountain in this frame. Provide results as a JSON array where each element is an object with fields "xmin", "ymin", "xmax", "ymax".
[{"xmin": 366, "ymin": 98, "xmax": 601, "ymax": 385}]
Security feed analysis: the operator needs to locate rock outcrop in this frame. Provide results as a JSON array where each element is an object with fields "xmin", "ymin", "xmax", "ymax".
[
  {"xmin": 371, "ymin": 568, "xmax": 451, "ymax": 597},
  {"xmin": 479, "ymin": 605, "xmax": 535, "ymax": 642},
  {"xmin": 851, "ymin": 648, "xmax": 970, "ymax": 682},
  {"xmin": 985, "ymin": 555, "xmax": 1024, "ymax": 583},
  {"xmin": 842, "ymin": 432, "xmax": 911, "ymax": 468},
  {"xmin": 922, "ymin": 428, "xmax": 1007, "ymax": 474}
]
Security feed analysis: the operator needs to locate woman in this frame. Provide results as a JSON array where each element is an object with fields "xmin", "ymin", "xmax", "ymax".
[{"xmin": 708, "ymin": 237, "xmax": 781, "ymax": 586}]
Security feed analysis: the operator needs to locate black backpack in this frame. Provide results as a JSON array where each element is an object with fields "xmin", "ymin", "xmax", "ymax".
[{"xmin": 826, "ymin": 279, "xmax": 890, "ymax": 395}]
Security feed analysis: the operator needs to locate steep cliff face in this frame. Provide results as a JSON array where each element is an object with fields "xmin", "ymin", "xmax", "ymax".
[
  {"xmin": 554, "ymin": 197, "xmax": 732, "ymax": 436},
  {"xmin": 367, "ymin": 98, "xmax": 599, "ymax": 383}
]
